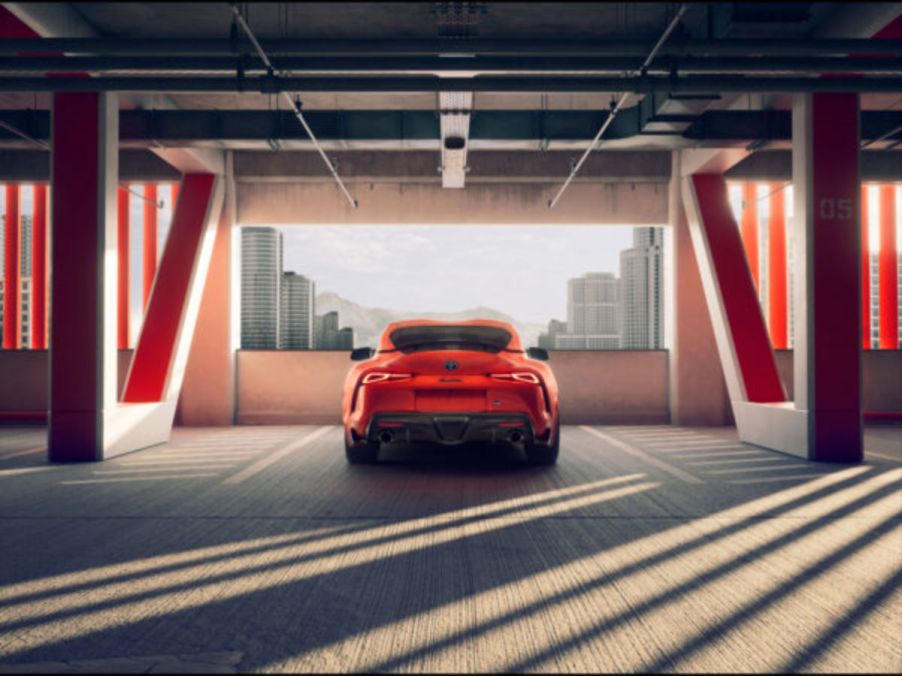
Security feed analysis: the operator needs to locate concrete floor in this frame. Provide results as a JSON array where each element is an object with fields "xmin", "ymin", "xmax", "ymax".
[{"xmin": 0, "ymin": 424, "xmax": 899, "ymax": 673}]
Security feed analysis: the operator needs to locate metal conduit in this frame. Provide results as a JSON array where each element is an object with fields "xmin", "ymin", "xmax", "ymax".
[
  {"xmin": 548, "ymin": 4, "xmax": 688, "ymax": 209},
  {"xmin": 229, "ymin": 4, "xmax": 358, "ymax": 208}
]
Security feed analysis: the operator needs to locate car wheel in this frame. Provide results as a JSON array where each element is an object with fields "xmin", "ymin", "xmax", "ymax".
[
  {"xmin": 525, "ymin": 421, "xmax": 560, "ymax": 466},
  {"xmin": 345, "ymin": 437, "xmax": 380, "ymax": 465}
]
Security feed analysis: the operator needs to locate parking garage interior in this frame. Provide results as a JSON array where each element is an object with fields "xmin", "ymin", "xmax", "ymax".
[{"xmin": 0, "ymin": 2, "xmax": 900, "ymax": 673}]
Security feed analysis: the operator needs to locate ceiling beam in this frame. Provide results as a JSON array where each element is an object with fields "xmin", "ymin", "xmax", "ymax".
[
  {"xmin": 3, "ymin": 109, "xmax": 900, "ymax": 148},
  {"xmin": 2, "ymin": 75, "xmax": 902, "ymax": 93},
  {"xmin": 2, "ymin": 36, "xmax": 901, "ymax": 56},
  {"xmin": 4, "ymin": 55, "xmax": 902, "ymax": 74}
]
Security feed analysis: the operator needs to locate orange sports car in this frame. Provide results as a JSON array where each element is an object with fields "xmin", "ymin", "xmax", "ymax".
[{"xmin": 342, "ymin": 319, "xmax": 560, "ymax": 465}]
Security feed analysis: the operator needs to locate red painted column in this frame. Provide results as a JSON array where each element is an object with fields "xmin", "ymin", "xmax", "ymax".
[
  {"xmin": 117, "ymin": 185, "xmax": 130, "ymax": 349},
  {"xmin": 768, "ymin": 184, "xmax": 788, "ymax": 349},
  {"xmin": 143, "ymin": 184, "xmax": 158, "ymax": 308},
  {"xmin": 861, "ymin": 186, "xmax": 870, "ymax": 349},
  {"xmin": 878, "ymin": 185, "xmax": 898, "ymax": 349},
  {"xmin": 740, "ymin": 182, "xmax": 759, "ymax": 289},
  {"xmin": 50, "ymin": 92, "xmax": 119, "ymax": 462},
  {"xmin": 31, "ymin": 184, "xmax": 47, "ymax": 349},
  {"xmin": 3, "ymin": 184, "xmax": 20, "ymax": 349},
  {"xmin": 171, "ymin": 181, "xmax": 180, "ymax": 212},
  {"xmin": 792, "ymin": 92, "xmax": 862, "ymax": 461}
]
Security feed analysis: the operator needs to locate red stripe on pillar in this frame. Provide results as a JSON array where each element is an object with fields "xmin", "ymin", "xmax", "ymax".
[
  {"xmin": 740, "ymin": 182, "xmax": 759, "ymax": 289},
  {"xmin": 117, "ymin": 186, "xmax": 130, "ymax": 349},
  {"xmin": 123, "ymin": 174, "xmax": 216, "ymax": 403},
  {"xmin": 878, "ymin": 185, "xmax": 898, "ymax": 349},
  {"xmin": 690, "ymin": 174, "xmax": 785, "ymax": 402},
  {"xmin": 143, "ymin": 184, "xmax": 158, "ymax": 308},
  {"xmin": 31, "ymin": 184, "xmax": 47, "ymax": 349},
  {"xmin": 171, "ymin": 181, "xmax": 180, "ymax": 212},
  {"xmin": 3, "ymin": 184, "xmax": 20, "ymax": 349},
  {"xmin": 767, "ymin": 184, "xmax": 788, "ymax": 349},
  {"xmin": 861, "ymin": 186, "xmax": 870, "ymax": 349}
]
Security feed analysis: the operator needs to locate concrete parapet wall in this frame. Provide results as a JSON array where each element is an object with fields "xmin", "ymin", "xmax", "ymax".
[
  {"xmin": 774, "ymin": 349, "xmax": 902, "ymax": 413},
  {"xmin": 2, "ymin": 349, "xmax": 900, "ymax": 423},
  {"xmin": 235, "ymin": 349, "xmax": 671, "ymax": 425},
  {"xmin": 0, "ymin": 350, "xmax": 132, "ymax": 414}
]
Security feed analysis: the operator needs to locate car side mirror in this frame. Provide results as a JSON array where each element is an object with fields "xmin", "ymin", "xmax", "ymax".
[
  {"xmin": 526, "ymin": 347, "xmax": 549, "ymax": 361},
  {"xmin": 350, "ymin": 347, "xmax": 375, "ymax": 361}
]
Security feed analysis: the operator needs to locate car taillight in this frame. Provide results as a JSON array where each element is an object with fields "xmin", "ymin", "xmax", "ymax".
[
  {"xmin": 362, "ymin": 372, "xmax": 413, "ymax": 384},
  {"xmin": 489, "ymin": 372, "xmax": 540, "ymax": 384}
]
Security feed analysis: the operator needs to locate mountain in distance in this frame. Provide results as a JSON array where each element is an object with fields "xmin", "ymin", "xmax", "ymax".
[{"xmin": 315, "ymin": 291, "xmax": 548, "ymax": 348}]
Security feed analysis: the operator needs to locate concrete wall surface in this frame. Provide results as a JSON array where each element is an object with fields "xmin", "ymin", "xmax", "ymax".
[
  {"xmin": 774, "ymin": 349, "xmax": 902, "ymax": 412},
  {"xmin": 2, "ymin": 349, "xmax": 899, "ymax": 423},
  {"xmin": 0, "ymin": 350, "xmax": 133, "ymax": 413},
  {"xmin": 237, "ymin": 181, "xmax": 669, "ymax": 225},
  {"xmin": 236, "ymin": 349, "xmax": 671, "ymax": 425}
]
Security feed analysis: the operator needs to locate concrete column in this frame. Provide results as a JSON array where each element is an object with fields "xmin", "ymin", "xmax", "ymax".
[
  {"xmin": 176, "ymin": 154, "xmax": 236, "ymax": 426},
  {"xmin": 792, "ymin": 93, "xmax": 862, "ymax": 461},
  {"xmin": 668, "ymin": 151, "xmax": 731, "ymax": 426},
  {"xmin": 49, "ymin": 92, "xmax": 118, "ymax": 462}
]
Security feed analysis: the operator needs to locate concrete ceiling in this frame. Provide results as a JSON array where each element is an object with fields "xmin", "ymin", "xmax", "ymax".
[{"xmin": 1, "ymin": 1, "xmax": 899, "ymax": 182}]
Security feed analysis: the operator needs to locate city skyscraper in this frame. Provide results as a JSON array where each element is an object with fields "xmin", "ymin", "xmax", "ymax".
[
  {"xmin": 280, "ymin": 271, "xmax": 315, "ymax": 349},
  {"xmin": 556, "ymin": 272, "xmax": 620, "ymax": 349},
  {"xmin": 241, "ymin": 226, "xmax": 283, "ymax": 349},
  {"xmin": 619, "ymin": 226, "xmax": 664, "ymax": 349},
  {"xmin": 314, "ymin": 310, "xmax": 355, "ymax": 350}
]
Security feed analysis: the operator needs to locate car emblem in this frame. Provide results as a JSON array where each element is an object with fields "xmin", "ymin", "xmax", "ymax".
[{"xmin": 444, "ymin": 360, "xmax": 458, "ymax": 371}]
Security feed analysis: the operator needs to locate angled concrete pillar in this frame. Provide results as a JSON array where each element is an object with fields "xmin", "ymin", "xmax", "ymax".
[
  {"xmin": 668, "ymin": 151, "xmax": 731, "ymax": 426},
  {"xmin": 49, "ymin": 92, "xmax": 119, "ymax": 462},
  {"xmin": 177, "ymin": 153, "xmax": 237, "ymax": 426},
  {"xmin": 792, "ymin": 92, "xmax": 863, "ymax": 461}
]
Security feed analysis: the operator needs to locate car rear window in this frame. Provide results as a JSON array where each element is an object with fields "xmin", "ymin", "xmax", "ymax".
[{"xmin": 388, "ymin": 325, "xmax": 513, "ymax": 354}]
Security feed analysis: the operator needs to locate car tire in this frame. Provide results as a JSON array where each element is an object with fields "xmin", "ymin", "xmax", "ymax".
[
  {"xmin": 525, "ymin": 421, "xmax": 560, "ymax": 466},
  {"xmin": 345, "ymin": 437, "xmax": 380, "ymax": 465}
]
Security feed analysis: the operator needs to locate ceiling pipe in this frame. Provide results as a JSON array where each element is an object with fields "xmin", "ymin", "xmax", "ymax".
[
  {"xmin": 549, "ymin": 4, "xmax": 687, "ymax": 209},
  {"xmin": 2, "ymin": 75, "xmax": 902, "ymax": 93},
  {"xmin": 2, "ymin": 37, "xmax": 902, "ymax": 57},
  {"xmin": 228, "ymin": 4, "xmax": 357, "ymax": 209},
  {"xmin": 3, "ymin": 55, "xmax": 902, "ymax": 74}
]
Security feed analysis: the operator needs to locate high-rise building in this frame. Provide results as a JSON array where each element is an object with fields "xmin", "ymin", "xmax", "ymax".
[
  {"xmin": 314, "ymin": 310, "xmax": 355, "ymax": 350},
  {"xmin": 538, "ymin": 319, "xmax": 567, "ymax": 350},
  {"xmin": 619, "ymin": 227, "xmax": 664, "ymax": 349},
  {"xmin": 240, "ymin": 226, "xmax": 283, "ymax": 349},
  {"xmin": 280, "ymin": 271, "xmax": 315, "ymax": 349},
  {"xmin": 555, "ymin": 272, "xmax": 620, "ymax": 349}
]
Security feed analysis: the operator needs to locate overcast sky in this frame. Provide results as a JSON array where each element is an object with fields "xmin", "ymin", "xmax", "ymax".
[{"xmin": 279, "ymin": 225, "xmax": 636, "ymax": 325}]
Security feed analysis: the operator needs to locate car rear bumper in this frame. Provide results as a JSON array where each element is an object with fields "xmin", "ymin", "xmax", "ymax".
[{"xmin": 366, "ymin": 412, "xmax": 539, "ymax": 446}]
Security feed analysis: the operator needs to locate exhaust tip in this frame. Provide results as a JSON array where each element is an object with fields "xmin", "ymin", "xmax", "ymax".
[
  {"xmin": 377, "ymin": 430, "xmax": 394, "ymax": 444},
  {"xmin": 507, "ymin": 430, "xmax": 524, "ymax": 444}
]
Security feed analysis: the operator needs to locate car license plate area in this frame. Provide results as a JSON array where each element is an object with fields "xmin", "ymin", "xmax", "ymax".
[{"xmin": 415, "ymin": 389, "xmax": 486, "ymax": 412}]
